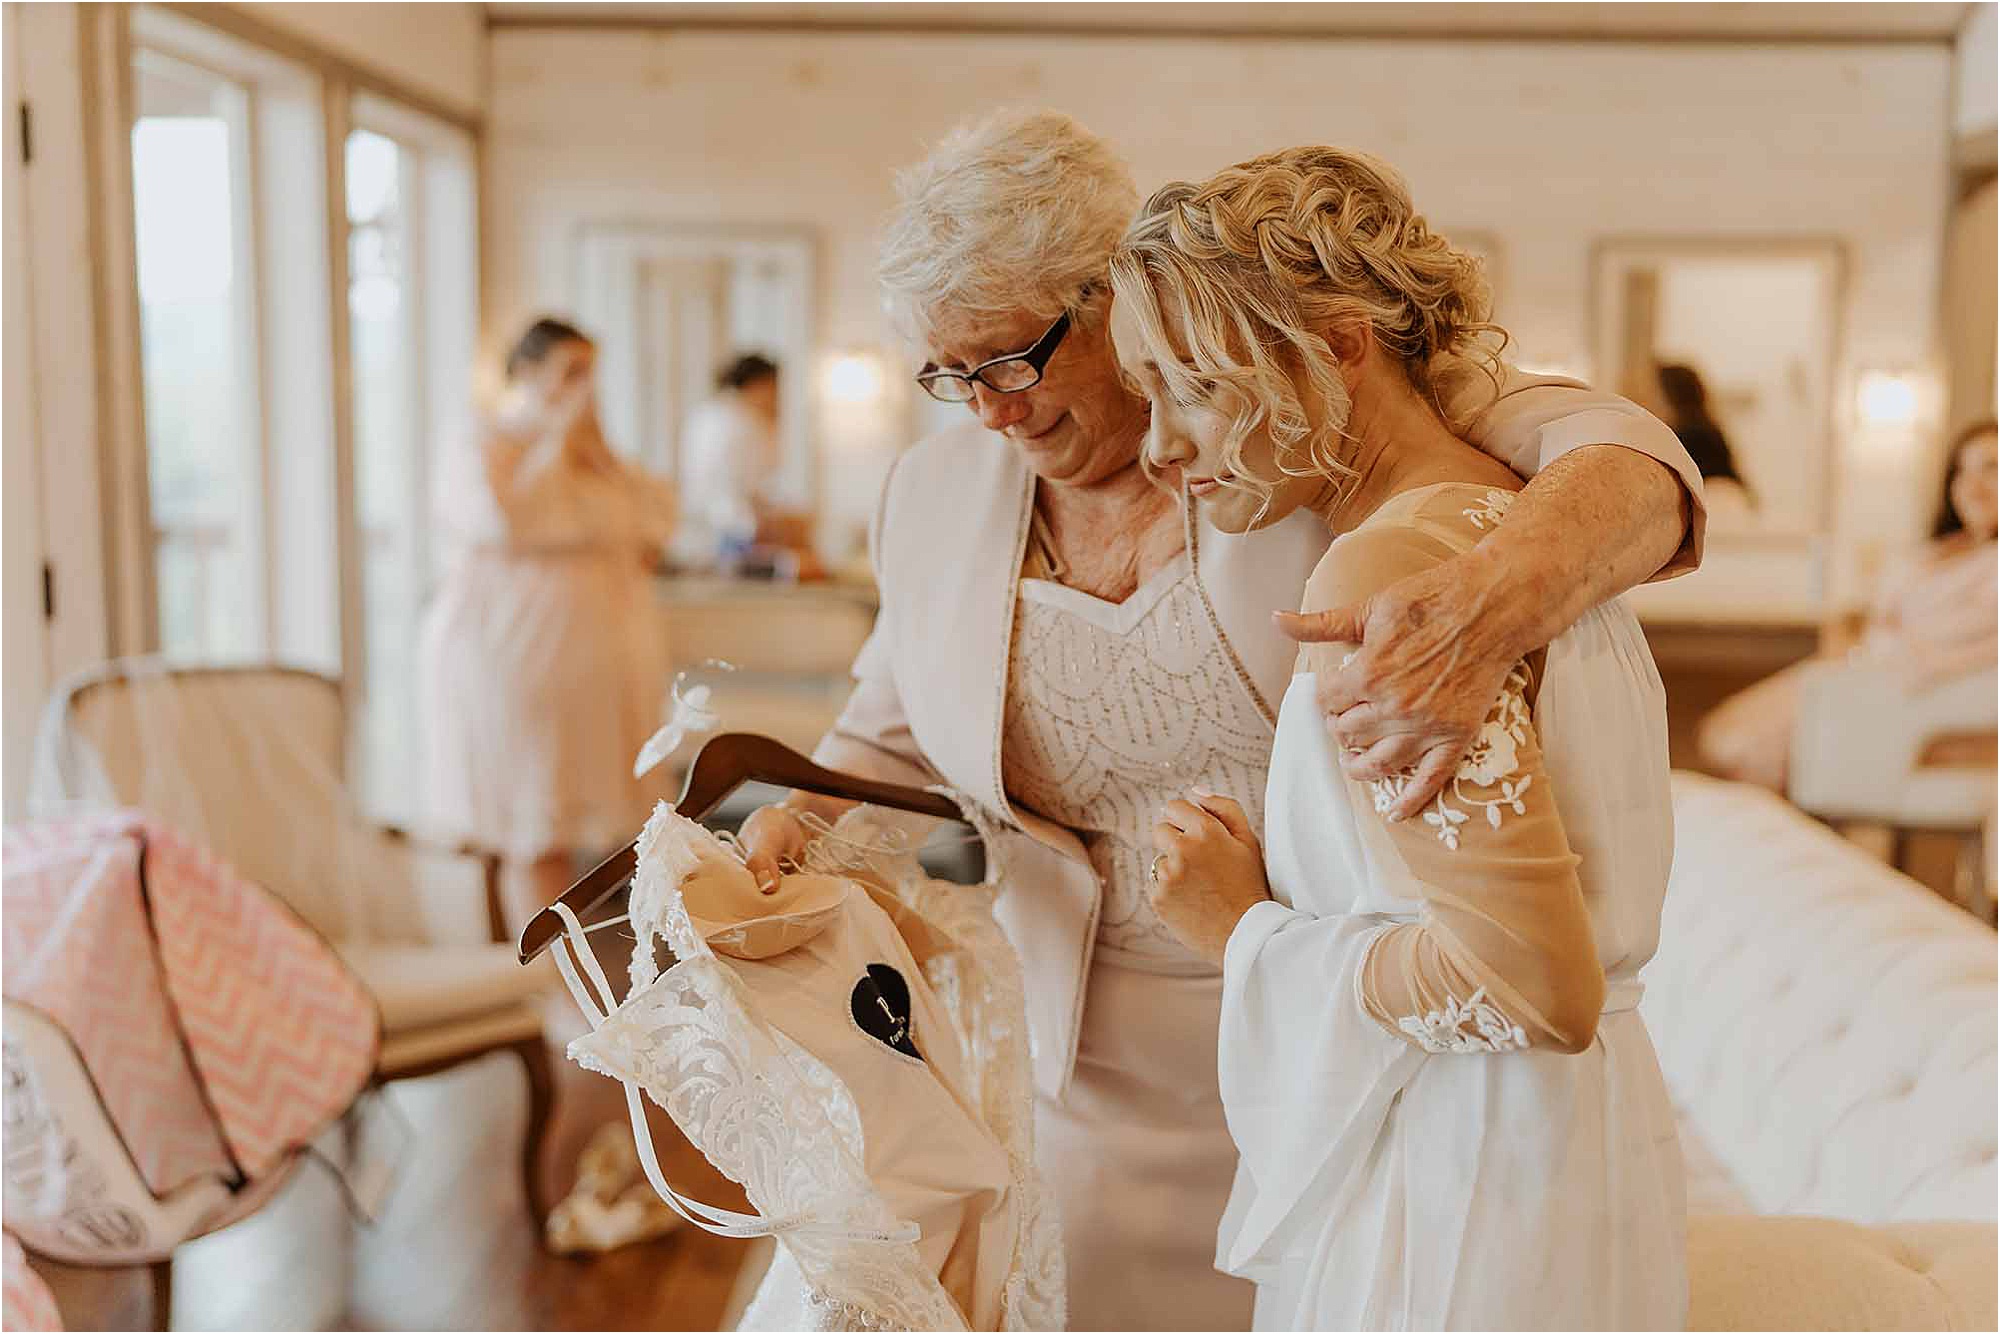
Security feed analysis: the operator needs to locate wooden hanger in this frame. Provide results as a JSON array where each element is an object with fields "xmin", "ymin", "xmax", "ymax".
[{"xmin": 516, "ymin": 732, "xmax": 965, "ymax": 964}]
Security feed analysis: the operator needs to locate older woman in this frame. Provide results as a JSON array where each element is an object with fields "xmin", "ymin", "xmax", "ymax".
[{"xmin": 739, "ymin": 111, "xmax": 1705, "ymax": 1331}]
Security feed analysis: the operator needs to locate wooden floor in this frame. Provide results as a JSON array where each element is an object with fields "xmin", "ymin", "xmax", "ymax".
[{"xmin": 519, "ymin": 1135, "xmax": 759, "ymax": 1333}]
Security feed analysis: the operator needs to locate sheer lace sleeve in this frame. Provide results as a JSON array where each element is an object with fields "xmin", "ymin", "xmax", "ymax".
[{"xmin": 1300, "ymin": 518, "xmax": 1606, "ymax": 1055}]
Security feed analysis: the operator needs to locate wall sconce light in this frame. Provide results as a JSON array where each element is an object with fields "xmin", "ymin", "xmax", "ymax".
[
  {"xmin": 1854, "ymin": 370, "xmax": 1925, "ymax": 430},
  {"xmin": 823, "ymin": 351, "xmax": 888, "ymax": 406}
]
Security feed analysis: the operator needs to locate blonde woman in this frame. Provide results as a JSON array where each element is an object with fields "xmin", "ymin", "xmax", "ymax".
[
  {"xmin": 1121, "ymin": 150, "xmax": 1685, "ymax": 1329},
  {"xmin": 737, "ymin": 112, "xmax": 1704, "ymax": 1330}
]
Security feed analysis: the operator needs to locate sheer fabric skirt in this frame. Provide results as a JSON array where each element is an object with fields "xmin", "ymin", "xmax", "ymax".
[
  {"xmin": 420, "ymin": 549, "xmax": 668, "ymax": 859},
  {"xmin": 1242, "ymin": 1010, "xmax": 1686, "ymax": 1332}
]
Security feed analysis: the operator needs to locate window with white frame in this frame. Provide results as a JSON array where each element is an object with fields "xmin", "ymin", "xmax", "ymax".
[
  {"xmin": 130, "ymin": 49, "xmax": 264, "ymax": 660},
  {"xmin": 122, "ymin": 7, "xmax": 480, "ymax": 827},
  {"xmin": 344, "ymin": 94, "xmax": 477, "ymax": 821},
  {"xmin": 129, "ymin": 8, "xmax": 341, "ymax": 674}
]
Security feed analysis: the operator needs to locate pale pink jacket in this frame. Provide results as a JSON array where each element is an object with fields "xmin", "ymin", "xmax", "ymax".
[{"xmin": 814, "ymin": 371, "xmax": 1705, "ymax": 1098}]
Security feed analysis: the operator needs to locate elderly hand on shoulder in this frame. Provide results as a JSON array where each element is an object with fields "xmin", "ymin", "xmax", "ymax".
[{"xmin": 1275, "ymin": 554, "xmax": 1520, "ymax": 823}]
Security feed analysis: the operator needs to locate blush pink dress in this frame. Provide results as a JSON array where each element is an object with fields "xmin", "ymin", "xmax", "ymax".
[
  {"xmin": 1000, "ymin": 541, "xmax": 1272, "ymax": 1331},
  {"xmin": 1698, "ymin": 537, "xmax": 1998, "ymax": 790},
  {"xmin": 419, "ymin": 425, "xmax": 676, "ymax": 859}
]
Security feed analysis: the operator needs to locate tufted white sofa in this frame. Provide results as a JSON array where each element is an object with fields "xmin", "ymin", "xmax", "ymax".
[{"xmin": 1650, "ymin": 772, "xmax": 1997, "ymax": 1329}]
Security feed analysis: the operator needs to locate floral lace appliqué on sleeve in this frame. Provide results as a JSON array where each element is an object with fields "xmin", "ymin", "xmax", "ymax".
[
  {"xmin": 1395, "ymin": 986, "xmax": 1530, "ymax": 1053},
  {"xmin": 1460, "ymin": 488, "xmax": 1517, "ymax": 531},
  {"xmin": 1367, "ymin": 662, "xmax": 1536, "ymax": 851}
]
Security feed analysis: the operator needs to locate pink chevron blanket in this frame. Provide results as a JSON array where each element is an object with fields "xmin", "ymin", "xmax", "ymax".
[{"xmin": 3, "ymin": 811, "xmax": 377, "ymax": 1209}]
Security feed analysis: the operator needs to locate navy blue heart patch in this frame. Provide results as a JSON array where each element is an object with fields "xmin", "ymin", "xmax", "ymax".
[{"xmin": 851, "ymin": 963, "xmax": 922, "ymax": 1061}]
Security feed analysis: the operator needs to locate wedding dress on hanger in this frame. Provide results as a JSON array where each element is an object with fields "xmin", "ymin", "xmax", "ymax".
[{"xmin": 548, "ymin": 803, "xmax": 1063, "ymax": 1331}]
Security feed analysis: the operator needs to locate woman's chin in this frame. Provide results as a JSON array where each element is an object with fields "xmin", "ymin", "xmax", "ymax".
[{"xmin": 1198, "ymin": 493, "xmax": 1261, "ymax": 534}]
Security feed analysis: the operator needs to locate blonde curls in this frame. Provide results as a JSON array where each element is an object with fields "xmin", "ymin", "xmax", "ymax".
[{"xmin": 1109, "ymin": 145, "xmax": 1507, "ymax": 510}]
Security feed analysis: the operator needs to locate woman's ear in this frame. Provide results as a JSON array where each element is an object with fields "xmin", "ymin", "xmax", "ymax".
[{"xmin": 1321, "ymin": 320, "xmax": 1374, "ymax": 370}]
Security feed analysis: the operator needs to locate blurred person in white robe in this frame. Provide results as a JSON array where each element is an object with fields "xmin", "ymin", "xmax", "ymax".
[{"xmin": 1700, "ymin": 419, "xmax": 1998, "ymax": 792}]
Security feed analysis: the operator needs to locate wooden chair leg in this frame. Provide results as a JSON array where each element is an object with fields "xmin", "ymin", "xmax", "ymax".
[
  {"xmin": 148, "ymin": 1256, "xmax": 173, "ymax": 1331},
  {"xmin": 482, "ymin": 852, "xmax": 509, "ymax": 947},
  {"xmin": 513, "ymin": 1036, "xmax": 555, "ymax": 1233}
]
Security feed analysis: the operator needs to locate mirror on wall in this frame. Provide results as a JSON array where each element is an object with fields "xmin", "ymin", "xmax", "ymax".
[
  {"xmin": 1593, "ymin": 238, "xmax": 1849, "ymax": 622},
  {"xmin": 573, "ymin": 222, "xmax": 815, "ymax": 508},
  {"xmin": 1592, "ymin": 238, "xmax": 1846, "ymax": 541}
]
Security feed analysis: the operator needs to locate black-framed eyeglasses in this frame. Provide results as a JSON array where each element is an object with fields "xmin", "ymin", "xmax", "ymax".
[{"xmin": 915, "ymin": 310, "xmax": 1072, "ymax": 403}]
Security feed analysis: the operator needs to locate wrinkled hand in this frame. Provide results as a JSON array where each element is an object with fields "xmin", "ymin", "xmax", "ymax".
[
  {"xmin": 1274, "ymin": 556, "xmax": 1515, "ymax": 821},
  {"xmin": 1147, "ymin": 793, "xmax": 1271, "ymax": 966},
  {"xmin": 738, "ymin": 804, "xmax": 810, "ymax": 891}
]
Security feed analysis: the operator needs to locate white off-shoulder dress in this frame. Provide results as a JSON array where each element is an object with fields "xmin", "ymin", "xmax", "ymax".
[{"xmin": 1219, "ymin": 483, "xmax": 1687, "ymax": 1330}]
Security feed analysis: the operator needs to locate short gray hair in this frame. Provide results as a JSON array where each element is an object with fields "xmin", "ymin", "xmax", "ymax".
[{"xmin": 877, "ymin": 109, "xmax": 1138, "ymax": 344}]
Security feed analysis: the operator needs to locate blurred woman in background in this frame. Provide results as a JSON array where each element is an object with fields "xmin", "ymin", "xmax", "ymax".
[
  {"xmin": 420, "ymin": 316, "xmax": 676, "ymax": 932},
  {"xmin": 1656, "ymin": 362, "xmax": 1754, "ymax": 518},
  {"xmin": 1699, "ymin": 418, "xmax": 1998, "ymax": 792},
  {"xmin": 1656, "ymin": 364, "xmax": 1746, "ymax": 486},
  {"xmin": 420, "ymin": 317, "xmax": 679, "ymax": 1226}
]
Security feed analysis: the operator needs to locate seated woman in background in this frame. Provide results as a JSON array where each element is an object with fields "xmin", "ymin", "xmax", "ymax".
[{"xmin": 1699, "ymin": 418, "xmax": 1998, "ymax": 792}]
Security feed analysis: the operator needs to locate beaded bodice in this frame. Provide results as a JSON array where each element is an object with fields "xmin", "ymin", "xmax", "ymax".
[{"xmin": 1001, "ymin": 556, "xmax": 1275, "ymax": 970}]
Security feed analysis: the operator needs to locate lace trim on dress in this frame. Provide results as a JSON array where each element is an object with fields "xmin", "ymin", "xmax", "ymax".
[
  {"xmin": 1460, "ymin": 487, "xmax": 1518, "ymax": 531},
  {"xmin": 1394, "ymin": 986, "xmax": 1531, "ymax": 1054},
  {"xmin": 1366, "ymin": 662, "xmax": 1536, "ymax": 852},
  {"xmin": 1357, "ymin": 487, "xmax": 1535, "ymax": 854},
  {"xmin": 553, "ymin": 799, "xmax": 1064, "ymax": 1331},
  {"xmin": 843, "ymin": 802, "xmax": 1066, "ymax": 1332}
]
